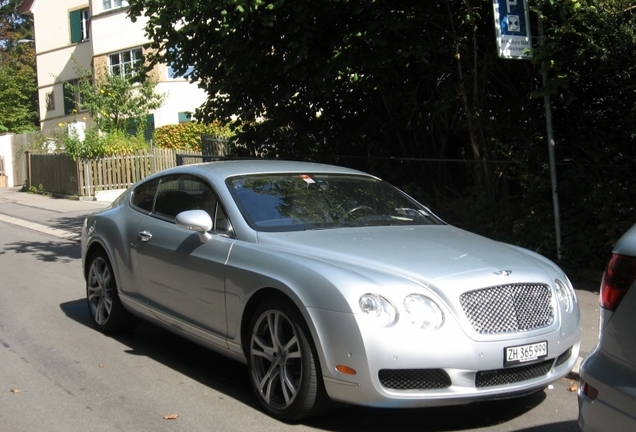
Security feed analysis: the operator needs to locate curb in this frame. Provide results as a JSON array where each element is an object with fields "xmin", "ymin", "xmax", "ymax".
[{"xmin": 0, "ymin": 213, "xmax": 80, "ymax": 242}]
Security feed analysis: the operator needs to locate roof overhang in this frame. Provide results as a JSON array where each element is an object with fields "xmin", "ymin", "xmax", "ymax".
[{"xmin": 17, "ymin": 0, "xmax": 36, "ymax": 15}]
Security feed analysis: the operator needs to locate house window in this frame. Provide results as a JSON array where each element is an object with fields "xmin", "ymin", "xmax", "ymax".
[
  {"xmin": 69, "ymin": 8, "xmax": 90, "ymax": 43},
  {"xmin": 109, "ymin": 48, "xmax": 143, "ymax": 78},
  {"xmin": 46, "ymin": 92, "xmax": 55, "ymax": 111},
  {"xmin": 178, "ymin": 112, "xmax": 191, "ymax": 123},
  {"xmin": 102, "ymin": 0, "xmax": 124, "ymax": 11},
  {"xmin": 126, "ymin": 114, "xmax": 155, "ymax": 142},
  {"xmin": 167, "ymin": 64, "xmax": 195, "ymax": 79},
  {"xmin": 63, "ymin": 80, "xmax": 89, "ymax": 115}
]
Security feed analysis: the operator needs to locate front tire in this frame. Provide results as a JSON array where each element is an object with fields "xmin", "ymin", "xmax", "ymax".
[
  {"xmin": 247, "ymin": 298, "xmax": 329, "ymax": 421},
  {"xmin": 86, "ymin": 251, "xmax": 140, "ymax": 334}
]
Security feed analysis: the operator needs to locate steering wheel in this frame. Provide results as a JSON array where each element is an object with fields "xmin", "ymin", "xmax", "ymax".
[{"xmin": 342, "ymin": 205, "xmax": 375, "ymax": 220}]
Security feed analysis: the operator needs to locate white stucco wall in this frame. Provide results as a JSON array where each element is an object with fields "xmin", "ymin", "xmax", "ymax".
[
  {"xmin": 32, "ymin": 0, "xmax": 90, "ymax": 54},
  {"xmin": 29, "ymin": 0, "xmax": 208, "ymax": 132},
  {"xmin": 0, "ymin": 134, "xmax": 16, "ymax": 187},
  {"xmin": 154, "ymin": 79, "xmax": 208, "ymax": 128},
  {"xmin": 30, "ymin": 0, "xmax": 93, "ymax": 126},
  {"xmin": 90, "ymin": 5, "xmax": 148, "ymax": 57}
]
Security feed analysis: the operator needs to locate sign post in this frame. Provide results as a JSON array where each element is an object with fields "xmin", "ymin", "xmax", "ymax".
[
  {"xmin": 492, "ymin": 2, "xmax": 563, "ymax": 259},
  {"xmin": 492, "ymin": 0, "xmax": 533, "ymax": 59}
]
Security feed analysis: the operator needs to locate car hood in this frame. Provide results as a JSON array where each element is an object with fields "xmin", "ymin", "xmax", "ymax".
[{"xmin": 256, "ymin": 225, "xmax": 557, "ymax": 288}]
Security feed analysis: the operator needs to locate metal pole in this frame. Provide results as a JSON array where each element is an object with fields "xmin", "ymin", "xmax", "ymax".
[{"xmin": 538, "ymin": 14, "xmax": 562, "ymax": 260}]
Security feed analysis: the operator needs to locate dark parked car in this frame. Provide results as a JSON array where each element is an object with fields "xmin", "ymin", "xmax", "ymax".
[
  {"xmin": 81, "ymin": 160, "xmax": 581, "ymax": 421},
  {"xmin": 578, "ymin": 223, "xmax": 636, "ymax": 431}
]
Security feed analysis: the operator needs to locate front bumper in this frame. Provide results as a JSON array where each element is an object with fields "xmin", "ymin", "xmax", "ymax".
[{"xmin": 309, "ymin": 308, "xmax": 581, "ymax": 408}]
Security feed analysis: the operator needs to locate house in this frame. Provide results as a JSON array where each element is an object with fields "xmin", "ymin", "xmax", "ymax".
[{"xmin": 17, "ymin": 0, "xmax": 206, "ymax": 133}]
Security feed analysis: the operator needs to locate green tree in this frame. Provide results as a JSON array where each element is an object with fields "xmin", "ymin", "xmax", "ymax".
[
  {"xmin": 67, "ymin": 63, "xmax": 166, "ymax": 135},
  {"xmin": 126, "ymin": 1, "xmax": 504, "ymax": 162},
  {"xmin": 60, "ymin": 62, "xmax": 166, "ymax": 159},
  {"xmin": 126, "ymin": 0, "xmax": 636, "ymax": 271},
  {"xmin": 0, "ymin": 0, "xmax": 38, "ymax": 132},
  {"xmin": 528, "ymin": 0, "xmax": 636, "ymax": 268}
]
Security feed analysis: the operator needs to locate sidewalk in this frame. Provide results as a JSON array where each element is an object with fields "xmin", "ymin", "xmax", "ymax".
[{"xmin": 0, "ymin": 187, "xmax": 112, "ymax": 241}]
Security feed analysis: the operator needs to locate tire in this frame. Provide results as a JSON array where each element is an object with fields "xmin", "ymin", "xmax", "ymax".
[
  {"xmin": 86, "ymin": 251, "xmax": 140, "ymax": 334},
  {"xmin": 247, "ymin": 298, "xmax": 330, "ymax": 421}
]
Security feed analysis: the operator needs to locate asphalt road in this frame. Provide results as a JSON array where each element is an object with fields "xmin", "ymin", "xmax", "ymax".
[{"xmin": 0, "ymin": 189, "xmax": 601, "ymax": 431}]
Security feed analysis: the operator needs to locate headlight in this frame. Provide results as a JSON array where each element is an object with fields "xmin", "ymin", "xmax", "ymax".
[
  {"xmin": 359, "ymin": 294, "xmax": 397, "ymax": 327},
  {"xmin": 555, "ymin": 278, "xmax": 575, "ymax": 313},
  {"xmin": 403, "ymin": 294, "xmax": 444, "ymax": 330}
]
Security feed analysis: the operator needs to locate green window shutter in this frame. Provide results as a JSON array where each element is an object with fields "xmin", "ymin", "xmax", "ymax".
[
  {"xmin": 69, "ymin": 10, "xmax": 81, "ymax": 43},
  {"xmin": 144, "ymin": 114, "xmax": 155, "ymax": 141},
  {"xmin": 63, "ymin": 81, "xmax": 75, "ymax": 115}
]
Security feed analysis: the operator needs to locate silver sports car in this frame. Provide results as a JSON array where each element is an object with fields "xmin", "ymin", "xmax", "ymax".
[{"xmin": 81, "ymin": 160, "xmax": 581, "ymax": 421}]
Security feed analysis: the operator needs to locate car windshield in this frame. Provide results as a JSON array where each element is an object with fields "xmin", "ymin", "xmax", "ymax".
[{"xmin": 226, "ymin": 173, "xmax": 444, "ymax": 232}]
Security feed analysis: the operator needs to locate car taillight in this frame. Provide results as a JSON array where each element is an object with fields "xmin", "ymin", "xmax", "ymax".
[
  {"xmin": 580, "ymin": 379, "xmax": 599, "ymax": 400},
  {"xmin": 600, "ymin": 253, "xmax": 636, "ymax": 311}
]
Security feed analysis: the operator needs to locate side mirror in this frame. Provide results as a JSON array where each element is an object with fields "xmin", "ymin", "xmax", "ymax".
[{"xmin": 176, "ymin": 210, "xmax": 213, "ymax": 243}]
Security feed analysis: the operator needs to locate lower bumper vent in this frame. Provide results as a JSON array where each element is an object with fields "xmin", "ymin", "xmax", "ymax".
[
  {"xmin": 555, "ymin": 346, "xmax": 573, "ymax": 367},
  {"xmin": 379, "ymin": 369, "xmax": 451, "ymax": 390},
  {"xmin": 475, "ymin": 360, "xmax": 553, "ymax": 388}
]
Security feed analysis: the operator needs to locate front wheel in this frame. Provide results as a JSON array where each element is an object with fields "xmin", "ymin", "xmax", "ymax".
[
  {"xmin": 247, "ymin": 299, "xmax": 330, "ymax": 421},
  {"xmin": 86, "ymin": 251, "xmax": 140, "ymax": 334}
]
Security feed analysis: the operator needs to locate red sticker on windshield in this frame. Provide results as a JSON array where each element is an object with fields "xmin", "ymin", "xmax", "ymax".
[{"xmin": 299, "ymin": 175, "xmax": 315, "ymax": 184}]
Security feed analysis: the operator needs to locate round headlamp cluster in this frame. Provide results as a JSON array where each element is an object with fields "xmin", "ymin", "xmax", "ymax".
[
  {"xmin": 403, "ymin": 294, "xmax": 445, "ymax": 330},
  {"xmin": 555, "ymin": 278, "xmax": 575, "ymax": 313},
  {"xmin": 359, "ymin": 293, "xmax": 444, "ymax": 330},
  {"xmin": 359, "ymin": 294, "xmax": 397, "ymax": 327}
]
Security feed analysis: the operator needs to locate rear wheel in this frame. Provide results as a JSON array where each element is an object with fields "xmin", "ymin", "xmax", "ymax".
[
  {"xmin": 247, "ymin": 298, "xmax": 329, "ymax": 421},
  {"xmin": 86, "ymin": 251, "xmax": 140, "ymax": 334}
]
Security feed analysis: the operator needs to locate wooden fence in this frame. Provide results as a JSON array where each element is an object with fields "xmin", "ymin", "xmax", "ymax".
[{"xmin": 26, "ymin": 148, "xmax": 203, "ymax": 197}]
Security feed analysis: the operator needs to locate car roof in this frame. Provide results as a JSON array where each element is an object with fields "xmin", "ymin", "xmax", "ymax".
[
  {"xmin": 148, "ymin": 159, "xmax": 377, "ymax": 182},
  {"xmin": 615, "ymin": 222, "xmax": 636, "ymax": 257}
]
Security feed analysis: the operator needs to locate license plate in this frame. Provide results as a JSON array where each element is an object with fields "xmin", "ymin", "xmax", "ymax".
[{"xmin": 504, "ymin": 341, "xmax": 548, "ymax": 366}]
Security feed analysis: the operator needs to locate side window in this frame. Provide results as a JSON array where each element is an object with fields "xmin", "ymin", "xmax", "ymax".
[
  {"xmin": 154, "ymin": 175, "xmax": 200, "ymax": 219},
  {"xmin": 153, "ymin": 174, "xmax": 226, "ymax": 222},
  {"xmin": 131, "ymin": 173, "xmax": 232, "ymax": 234},
  {"xmin": 215, "ymin": 204, "xmax": 233, "ymax": 235},
  {"xmin": 131, "ymin": 178, "xmax": 159, "ymax": 213}
]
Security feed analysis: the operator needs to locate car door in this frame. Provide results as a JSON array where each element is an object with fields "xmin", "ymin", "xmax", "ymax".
[{"xmin": 134, "ymin": 173, "xmax": 234, "ymax": 338}]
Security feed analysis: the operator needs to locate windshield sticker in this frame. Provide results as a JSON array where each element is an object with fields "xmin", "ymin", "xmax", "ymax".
[{"xmin": 299, "ymin": 174, "xmax": 316, "ymax": 184}]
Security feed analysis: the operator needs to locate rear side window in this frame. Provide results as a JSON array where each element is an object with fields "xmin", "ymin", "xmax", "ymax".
[{"xmin": 131, "ymin": 178, "xmax": 159, "ymax": 213}]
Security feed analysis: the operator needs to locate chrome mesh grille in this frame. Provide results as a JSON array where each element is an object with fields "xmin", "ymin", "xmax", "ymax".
[
  {"xmin": 555, "ymin": 346, "xmax": 573, "ymax": 367},
  {"xmin": 475, "ymin": 360, "xmax": 553, "ymax": 387},
  {"xmin": 460, "ymin": 283, "xmax": 553, "ymax": 334},
  {"xmin": 379, "ymin": 369, "xmax": 451, "ymax": 390}
]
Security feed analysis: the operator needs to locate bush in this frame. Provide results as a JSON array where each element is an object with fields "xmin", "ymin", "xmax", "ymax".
[
  {"xmin": 63, "ymin": 127, "xmax": 148, "ymax": 160},
  {"xmin": 153, "ymin": 121, "xmax": 233, "ymax": 152}
]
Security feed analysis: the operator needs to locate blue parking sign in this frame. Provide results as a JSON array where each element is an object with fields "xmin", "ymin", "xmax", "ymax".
[{"xmin": 493, "ymin": 0, "xmax": 533, "ymax": 59}]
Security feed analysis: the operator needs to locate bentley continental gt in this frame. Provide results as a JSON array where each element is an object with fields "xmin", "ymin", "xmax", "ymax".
[{"xmin": 81, "ymin": 160, "xmax": 581, "ymax": 421}]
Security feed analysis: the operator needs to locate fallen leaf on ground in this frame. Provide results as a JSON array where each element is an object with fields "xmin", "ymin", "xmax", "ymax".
[
  {"xmin": 568, "ymin": 384, "xmax": 578, "ymax": 392},
  {"xmin": 164, "ymin": 414, "xmax": 179, "ymax": 420},
  {"xmin": 10, "ymin": 388, "xmax": 21, "ymax": 393}
]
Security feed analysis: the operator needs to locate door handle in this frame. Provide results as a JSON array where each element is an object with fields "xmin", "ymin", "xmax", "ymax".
[{"xmin": 139, "ymin": 231, "xmax": 153, "ymax": 242}]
